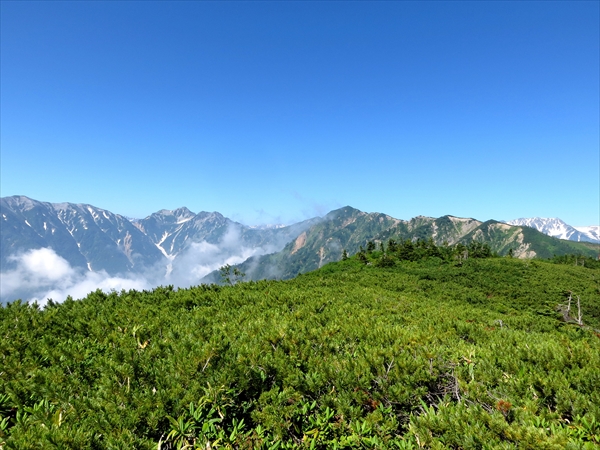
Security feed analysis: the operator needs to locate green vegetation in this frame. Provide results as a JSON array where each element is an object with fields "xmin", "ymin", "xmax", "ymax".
[
  {"xmin": 219, "ymin": 264, "xmax": 247, "ymax": 286},
  {"xmin": 234, "ymin": 208, "xmax": 598, "ymax": 284},
  {"xmin": 549, "ymin": 254, "xmax": 600, "ymax": 270},
  {"xmin": 1, "ymin": 248, "xmax": 599, "ymax": 449}
]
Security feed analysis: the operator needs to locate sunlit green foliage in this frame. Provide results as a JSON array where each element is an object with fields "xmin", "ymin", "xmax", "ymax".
[
  {"xmin": 549, "ymin": 254, "xmax": 600, "ymax": 270},
  {"xmin": 1, "ymin": 254, "xmax": 599, "ymax": 448},
  {"xmin": 220, "ymin": 264, "xmax": 247, "ymax": 286}
]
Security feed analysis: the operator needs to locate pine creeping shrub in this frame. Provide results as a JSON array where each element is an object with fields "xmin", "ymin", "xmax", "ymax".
[
  {"xmin": 409, "ymin": 403, "xmax": 600, "ymax": 449},
  {"xmin": 163, "ymin": 386, "xmax": 241, "ymax": 450},
  {"xmin": 549, "ymin": 254, "xmax": 600, "ymax": 269},
  {"xmin": 1, "ymin": 257, "xmax": 598, "ymax": 449},
  {"xmin": 495, "ymin": 399, "xmax": 512, "ymax": 418},
  {"xmin": 356, "ymin": 249, "xmax": 368, "ymax": 265},
  {"xmin": 369, "ymin": 238, "xmax": 496, "ymax": 266},
  {"xmin": 375, "ymin": 254, "xmax": 395, "ymax": 268},
  {"xmin": 163, "ymin": 392, "xmax": 420, "ymax": 449}
]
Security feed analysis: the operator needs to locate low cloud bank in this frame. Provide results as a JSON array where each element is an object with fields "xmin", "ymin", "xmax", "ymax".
[
  {"xmin": 0, "ymin": 224, "xmax": 285, "ymax": 306},
  {"xmin": 166, "ymin": 223, "xmax": 281, "ymax": 285},
  {"xmin": 0, "ymin": 248, "xmax": 150, "ymax": 306}
]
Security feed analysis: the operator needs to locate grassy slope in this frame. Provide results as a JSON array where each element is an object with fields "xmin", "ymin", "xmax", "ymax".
[{"xmin": 1, "ymin": 257, "xmax": 599, "ymax": 449}]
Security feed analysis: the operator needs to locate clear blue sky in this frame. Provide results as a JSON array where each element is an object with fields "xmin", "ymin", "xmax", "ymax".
[{"xmin": 1, "ymin": 1, "xmax": 598, "ymax": 226}]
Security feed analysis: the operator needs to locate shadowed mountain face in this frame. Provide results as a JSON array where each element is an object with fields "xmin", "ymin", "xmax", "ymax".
[
  {"xmin": 1, "ymin": 196, "xmax": 165, "ymax": 274},
  {"xmin": 133, "ymin": 208, "xmax": 320, "ymax": 263},
  {"xmin": 0, "ymin": 196, "xmax": 320, "ymax": 280}
]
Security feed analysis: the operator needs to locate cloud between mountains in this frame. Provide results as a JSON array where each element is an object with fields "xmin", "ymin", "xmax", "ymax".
[
  {"xmin": 0, "ymin": 224, "xmax": 282, "ymax": 305},
  {"xmin": 1, "ymin": 248, "xmax": 149, "ymax": 305}
]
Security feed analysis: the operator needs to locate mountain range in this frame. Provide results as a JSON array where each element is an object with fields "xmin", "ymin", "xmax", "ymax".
[
  {"xmin": 505, "ymin": 217, "xmax": 599, "ymax": 243},
  {"xmin": 217, "ymin": 207, "xmax": 598, "ymax": 283},
  {"xmin": 0, "ymin": 196, "xmax": 318, "ymax": 276},
  {"xmin": 1, "ymin": 195, "xmax": 597, "ymax": 302},
  {"xmin": 1, "ymin": 196, "xmax": 164, "ymax": 274}
]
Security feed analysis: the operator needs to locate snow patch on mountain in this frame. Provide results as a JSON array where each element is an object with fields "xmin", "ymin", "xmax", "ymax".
[
  {"xmin": 574, "ymin": 226, "xmax": 600, "ymax": 242},
  {"xmin": 248, "ymin": 224, "xmax": 287, "ymax": 230},
  {"xmin": 506, "ymin": 218, "xmax": 599, "ymax": 243}
]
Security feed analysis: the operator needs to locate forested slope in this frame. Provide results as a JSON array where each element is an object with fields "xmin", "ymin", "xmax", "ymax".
[
  {"xmin": 217, "ymin": 208, "xmax": 598, "ymax": 284},
  {"xmin": 1, "ymin": 253, "xmax": 599, "ymax": 449}
]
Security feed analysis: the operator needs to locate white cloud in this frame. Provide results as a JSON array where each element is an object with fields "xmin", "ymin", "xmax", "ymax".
[
  {"xmin": 0, "ymin": 223, "xmax": 286, "ymax": 305},
  {"xmin": 167, "ymin": 224, "xmax": 274, "ymax": 286},
  {"xmin": 14, "ymin": 247, "xmax": 74, "ymax": 281},
  {"xmin": 1, "ymin": 248, "xmax": 150, "ymax": 306}
]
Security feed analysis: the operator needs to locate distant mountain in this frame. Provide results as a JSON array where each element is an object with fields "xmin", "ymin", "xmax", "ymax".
[
  {"xmin": 1, "ymin": 196, "xmax": 319, "ymax": 280},
  {"xmin": 222, "ymin": 206, "xmax": 401, "ymax": 281},
  {"xmin": 1, "ymin": 196, "xmax": 164, "ymax": 274},
  {"xmin": 373, "ymin": 214, "xmax": 482, "ymax": 247},
  {"xmin": 458, "ymin": 220, "xmax": 597, "ymax": 259},
  {"xmin": 133, "ymin": 207, "xmax": 319, "ymax": 263},
  {"xmin": 3, "ymin": 196, "xmax": 597, "ymax": 297},
  {"xmin": 574, "ymin": 226, "xmax": 600, "ymax": 242},
  {"xmin": 506, "ymin": 218, "xmax": 599, "ymax": 243},
  {"xmin": 248, "ymin": 224, "xmax": 287, "ymax": 230},
  {"xmin": 134, "ymin": 207, "xmax": 230, "ymax": 260},
  {"xmin": 207, "ymin": 207, "xmax": 598, "ymax": 283}
]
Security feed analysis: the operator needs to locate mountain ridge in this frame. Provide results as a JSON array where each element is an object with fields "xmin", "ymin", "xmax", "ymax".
[
  {"xmin": 1, "ymin": 195, "xmax": 164, "ymax": 274},
  {"xmin": 2, "ymin": 196, "xmax": 598, "ymax": 302},
  {"xmin": 505, "ymin": 217, "xmax": 599, "ymax": 243},
  {"xmin": 204, "ymin": 207, "xmax": 598, "ymax": 284},
  {"xmin": 1, "ymin": 195, "xmax": 320, "ymax": 282}
]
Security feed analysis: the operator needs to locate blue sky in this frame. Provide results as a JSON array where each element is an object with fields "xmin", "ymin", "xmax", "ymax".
[{"xmin": 1, "ymin": 1, "xmax": 598, "ymax": 226}]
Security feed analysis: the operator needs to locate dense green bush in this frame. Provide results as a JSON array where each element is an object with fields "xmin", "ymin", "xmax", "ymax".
[
  {"xmin": 1, "ymin": 255, "xmax": 599, "ymax": 448},
  {"xmin": 549, "ymin": 253, "xmax": 600, "ymax": 270}
]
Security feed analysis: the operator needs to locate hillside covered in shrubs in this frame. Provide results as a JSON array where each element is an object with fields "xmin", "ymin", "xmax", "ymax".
[{"xmin": 1, "ymin": 245, "xmax": 599, "ymax": 449}]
